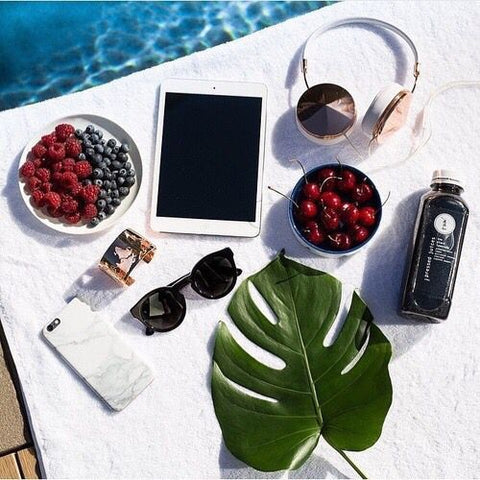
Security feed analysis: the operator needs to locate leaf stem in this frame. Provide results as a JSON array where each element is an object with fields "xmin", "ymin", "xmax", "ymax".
[{"xmin": 334, "ymin": 449, "xmax": 367, "ymax": 479}]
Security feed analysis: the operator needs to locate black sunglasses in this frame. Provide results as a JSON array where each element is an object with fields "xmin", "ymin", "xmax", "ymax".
[{"xmin": 130, "ymin": 248, "xmax": 241, "ymax": 335}]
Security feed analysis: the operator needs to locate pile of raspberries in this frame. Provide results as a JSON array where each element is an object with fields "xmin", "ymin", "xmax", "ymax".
[{"xmin": 19, "ymin": 123, "xmax": 100, "ymax": 225}]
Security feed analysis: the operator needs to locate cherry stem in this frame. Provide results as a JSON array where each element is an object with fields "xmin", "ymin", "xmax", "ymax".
[
  {"xmin": 335, "ymin": 155, "xmax": 343, "ymax": 171},
  {"xmin": 267, "ymin": 186, "xmax": 299, "ymax": 209},
  {"xmin": 290, "ymin": 158, "xmax": 308, "ymax": 183},
  {"xmin": 327, "ymin": 234, "xmax": 339, "ymax": 244},
  {"xmin": 320, "ymin": 176, "xmax": 342, "ymax": 192},
  {"xmin": 376, "ymin": 190, "xmax": 391, "ymax": 214},
  {"xmin": 342, "ymin": 133, "xmax": 366, "ymax": 162}
]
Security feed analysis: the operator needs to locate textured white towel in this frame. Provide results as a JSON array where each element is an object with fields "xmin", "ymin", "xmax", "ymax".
[{"xmin": 1, "ymin": 1, "xmax": 479, "ymax": 478}]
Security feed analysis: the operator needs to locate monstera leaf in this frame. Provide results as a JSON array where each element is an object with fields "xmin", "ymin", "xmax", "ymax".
[{"xmin": 211, "ymin": 252, "xmax": 392, "ymax": 476}]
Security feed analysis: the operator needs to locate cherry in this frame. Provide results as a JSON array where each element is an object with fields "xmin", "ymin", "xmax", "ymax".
[
  {"xmin": 350, "ymin": 224, "xmax": 369, "ymax": 244},
  {"xmin": 329, "ymin": 232, "xmax": 352, "ymax": 250},
  {"xmin": 320, "ymin": 207, "xmax": 340, "ymax": 231},
  {"xmin": 358, "ymin": 206, "xmax": 376, "ymax": 227},
  {"xmin": 317, "ymin": 168, "xmax": 337, "ymax": 191},
  {"xmin": 319, "ymin": 191, "xmax": 342, "ymax": 210},
  {"xmin": 341, "ymin": 202, "xmax": 360, "ymax": 226},
  {"xmin": 352, "ymin": 181, "xmax": 374, "ymax": 203},
  {"xmin": 337, "ymin": 169, "xmax": 356, "ymax": 193},
  {"xmin": 302, "ymin": 182, "xmax": 321, "ymax": 201},
  {"xmin": 299, "ymin": 200, "xmax": 318, "ymax": 219},
  {"xmin": 303, "ymin": 221, "xmax": 326, "ymax": 245}
]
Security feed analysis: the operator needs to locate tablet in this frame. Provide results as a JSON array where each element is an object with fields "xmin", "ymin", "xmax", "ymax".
[{"xmin": 151, "ymin": 78, "xmax": 267, "ymax": 237}]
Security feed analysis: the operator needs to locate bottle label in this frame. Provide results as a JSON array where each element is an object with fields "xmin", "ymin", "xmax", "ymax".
[{"xmin": 415, "ymin": 207, "xmax": 462, "ymax": 301}]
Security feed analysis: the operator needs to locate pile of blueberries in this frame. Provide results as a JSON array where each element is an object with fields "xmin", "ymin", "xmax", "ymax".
[{"xmin": 76, "ymin": 125, "xmax": 136, "ymax": 227}]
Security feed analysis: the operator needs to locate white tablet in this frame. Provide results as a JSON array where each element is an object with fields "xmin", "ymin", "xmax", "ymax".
[{"xmin": 151, "ymin": 78, "xmax": 267, "ymax": 237}]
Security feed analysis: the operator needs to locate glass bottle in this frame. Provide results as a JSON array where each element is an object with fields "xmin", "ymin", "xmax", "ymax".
[{"xmin": 401, "ymin": 170, "xmax": 469, "ymax": 322}]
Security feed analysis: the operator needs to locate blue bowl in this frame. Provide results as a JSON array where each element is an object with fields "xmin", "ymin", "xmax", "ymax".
[{"xmin": 288, "ymin": 164, "xmax": 382, "ymax": 257}]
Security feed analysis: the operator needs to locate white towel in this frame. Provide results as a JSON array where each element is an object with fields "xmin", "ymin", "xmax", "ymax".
[{"xmin": 1, "ymin": 1, "xmax": 479, "ymax": 478}]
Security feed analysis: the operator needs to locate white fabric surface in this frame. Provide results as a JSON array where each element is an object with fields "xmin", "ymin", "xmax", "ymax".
[{"xmin": 1, "ymin": 1, "xmax": 480, "ymax": 478}]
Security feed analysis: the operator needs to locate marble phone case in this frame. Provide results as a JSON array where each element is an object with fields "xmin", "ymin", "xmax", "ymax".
[{"xmin": 43, "ymin": 298, "xmax": 154, "ymax": 411}]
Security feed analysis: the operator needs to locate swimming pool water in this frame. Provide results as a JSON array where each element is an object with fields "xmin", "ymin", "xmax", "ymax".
[{"xmin": 0, "ymin": 1, "xmax": 330, "ymax": 111}]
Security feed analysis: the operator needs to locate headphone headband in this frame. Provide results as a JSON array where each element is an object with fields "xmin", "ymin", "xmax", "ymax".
[{"xmin": 302, "ymin": 17, "xmax": 420, "ymax": 92}]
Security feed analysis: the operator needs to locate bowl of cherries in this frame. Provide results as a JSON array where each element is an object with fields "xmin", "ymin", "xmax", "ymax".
[{"xmin": 288, "ymin": 163, "xmax": 382, "ymax": 256}]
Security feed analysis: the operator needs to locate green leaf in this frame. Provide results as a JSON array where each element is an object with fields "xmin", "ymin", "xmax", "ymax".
[{"xmin": 211, "ymin": 252, "xmax": 392, "ymax": 472}]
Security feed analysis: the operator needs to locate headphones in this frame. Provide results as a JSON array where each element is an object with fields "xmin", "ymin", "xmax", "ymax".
[{"xmin": 296, "ymin": 17, "xmax": 420, "ymax": 145}]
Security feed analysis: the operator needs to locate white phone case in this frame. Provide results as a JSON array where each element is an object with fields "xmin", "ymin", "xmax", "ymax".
[{"xmin": 42, "ymin": 298, "xmax": 154, "ymax": 411}]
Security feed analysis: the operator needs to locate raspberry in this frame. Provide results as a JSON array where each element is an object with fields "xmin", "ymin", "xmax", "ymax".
[
  {"xmin": 62, "ymin": 158, "xmax": 76, "ymax": 172},
  {"xmin": 43, "ymin": 191, "xmax": 61, "ymax": 210},
  {"xmin": 31, "ymin": 190, "xmax": 44, "ymax": 207},
  {"xmin": 48, "ymin": 143, "xmax": 66, "ymax": 162},
  {"xmin": 20, "ymin": 161, "xmax": 36, "ymax": 178},
  {"xmin": 81, "ymin": 184, "xmax": 100, "ymax": 203},
  {"xmin": 55, "ymin": 124, "xmax": 75, "ymax": 142},
  {"xmin": 32, "ymin": 143, "xmax": 47, "ymax": 158},
  {"xmin": 61, "ymin": 196, "xmax": 79, "ymax": 214},
  {"xmin": 61, "ymin": 171, "xmax": 79, "ymax": 188},
  {"xmin": 35, "ymin": 168, "xmax": 50, "ymax": 183},
  {"xmin": 27, "ymin": 177, "xmax": 42, "ymax": 192},
  {"xmin": 65, "ymin": 138, "xmax": 82, "ymax": 157},
  {"xmin": 47, "ymin": 206, "xmax": 63, "ymax": 218},
  {"xmin": 52, "ymin": 172, "xmax": 63, "ymax": 185},
  {"xmin": 32, "ymin": 158, "xmax": 43, "ymax": 168},
  {"xmin": 74, "ymin": 161, "xmax": 92, "ymax": 179},
  {"xmin": 51, "ymin": 161, "xmax": 63, "ymax": 173},
  {"xmin": 64, "ymin": 212, "xmax": 81, "ymax": 224},
  {"xmin": 41, "ymin": 182, "xmax": 52, "ymax": 193},
  {"xmin": 82, "ymin": 203, "xmax": 97, "ymax": 219},
  {"xmin": 69, "ymin": 182, "xmax": 83, "ymax": 197},
  {"xmin": 41, "ymin": 133, "xmax": 57, "ymax": 148}
]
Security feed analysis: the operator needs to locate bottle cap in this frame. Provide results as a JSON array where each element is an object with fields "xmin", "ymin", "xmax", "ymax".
[{"xmin": 431, "ymin": 169, "xmax": 463, "ymax": 189}]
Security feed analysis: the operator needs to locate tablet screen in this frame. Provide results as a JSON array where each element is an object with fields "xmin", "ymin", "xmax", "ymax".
[{"xmin": 156, "ymin": 92, "xmax": 263, "ymax": 222}]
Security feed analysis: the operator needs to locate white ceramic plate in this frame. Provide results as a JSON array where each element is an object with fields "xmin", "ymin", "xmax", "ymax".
[{"xmin": 18, "ymin": 114, "xmax": 142, "ymax": 235}]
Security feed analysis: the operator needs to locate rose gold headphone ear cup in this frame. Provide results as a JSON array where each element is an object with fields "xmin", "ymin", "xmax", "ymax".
[
  {"xmin": 362, "ymin": 83, "xmax": 412, "ymax": 143},
  {"xmin": 296, "ymin": 83, "xmax": 356, "ymax": 145}
]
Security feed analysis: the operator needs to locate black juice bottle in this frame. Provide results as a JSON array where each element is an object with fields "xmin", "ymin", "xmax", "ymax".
[{"xmin": 401, "ymin": 170, "xmax": 469, "ymax": 322}]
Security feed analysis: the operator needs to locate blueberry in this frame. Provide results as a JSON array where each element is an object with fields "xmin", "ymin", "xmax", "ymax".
[
  {"xmin": 124, "ymin": 162, "xmax": 132, "ymax": 171},
  {"xmin": 106, "ymin": 188, "xmax": 112, "ymax": 195},
  {"xmin": 83, "ymin": 140, "xmax": 93, "ymax": 149},
  {"xmin": 104, "ymin": 171, "xmax": 113, "ymax": 180},
  {"xmin": 91, "ymin": 134, "xmax": 99, "ymax": 144},
  {"xmin": 75, "ymin": 129, "xmax": 83, "ymax": 137},
  {"xmin": 98, "ymin": 211, "xmax": 107, "ymax": 221},
  {"xmin": 117, "ymin": 176, "xmax": 125, "ymax": 187},
  {"xmin": 105, "ymin": 196, "xmax": 112, "ymax": 205},
  {"xmin": 85, "ymin": 148, "xmax": 95, "ymax": 158},
  {"xmin": 96, "ymin": 199, "xmax": 107, "ymax": 210},
  {"xmin": 98, "ymin": 161, "xmax": 107, "ymax": 169},
  {"xmin": 120, "ymin": 143, "xmax": 130, "ymax": 153},
  {"xmin": 126, "ymin": 169, "xmax": 135, "ymax": 177},
  {"xmin": 100, "ymin": 139, "xmax": 106, "ymax": 146},
  {"xmin": 119, "ymin": 186, "xmax": 130, "ymax": 197},
  {"xmin": 85, "ymin": 125, "xmax": 94, "ymax": 134},
  {"xmin": 94, "ymin": 179, "xmax": 103, "ymax": 188},
  {"xmin": 110, "ymin": 180, "xmax": 117, "ymax": 190},
  {"xmin": 124, "ymin": 176, "xmax": 135, "ymax": 187},
  {"xmin": 104, "ymin": 147, "xmax": 112, "ymax": 156},
  {"xmin": 119, "ymin": 153, "xmax": 128, "ymax": 163},
  {"xmin": 78, "ymin": 153, "xmax": 86, "ymax": 161},
  {"xmin": 109, "ymin": 153, "xmax": 117, "ymax": 161},
  {"xmin": 99, "ymin": 189, "xmax": 107, "ymax": 199},
  {"xmin": 103, "ymin": 180, "xmax": 112, "ymax": 189},
  {"xmin": 94, "ymin": 144, "xmax": 104, "ymax": 153},
  {"xmin": 107, "ymin": 138, "xmax": 116, "ymax": 148},
  {"xmin": 118, "ymin": 168, "xmax": 127, "ymax": 177},
  {"xmin": 103, "ymin": 158, "xmax": 111, "ymax": 167},
  {"xmin": 83, "ymin": 179, "xmax": 93, "ymax": 186},
  {"xmin": 97, "ymin": 130, "xmax": 103, "ymax": 139},
  {"xmin": 113, "ymin": 146, "xmax": 120, "ymax": 154},
  {"xmin": 112, "ymin": 198, "xmax": 121, "ymax": 207},
  {"xmin": 111, "ymin": 160, "xmax": 122, "ymax": 170},
  {"xmin": 94, "ymin": 154, "xmax": 103, "ymax": 164},
  {"xmin": 93, "ymin": 168, "xmax": 104, "ymax": 179},
  {"xmin": 105, "ymin": 205, "xmax": 116, "ymax": 215},
  {"xmin": 111, "ymin": 189, "xmax": 120, "ymax": 199},
  {"xmin": 89, "ymin": 217, "xmax": 100, "ymax": 227}
]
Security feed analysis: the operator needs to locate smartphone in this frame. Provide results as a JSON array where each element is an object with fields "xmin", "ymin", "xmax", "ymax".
[{"xmin": 42, "ymin": 298, "xmax": 154, "ymax": 411}]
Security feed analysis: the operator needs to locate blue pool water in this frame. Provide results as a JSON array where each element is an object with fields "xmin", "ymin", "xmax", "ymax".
[{"xmin": 0, "ymin": 1, "xmax": 330, "ymax": 111}]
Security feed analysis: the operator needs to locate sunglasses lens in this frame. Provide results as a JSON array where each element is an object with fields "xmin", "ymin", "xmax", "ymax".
[
  {"xmin": 139, "ymin": 288, "xmax": 186, "ymax": 332},
  {"xmin": 297, "ymin": 83, "xmax": 356, "ymax": 140},
  {"xmin": 192, "ymin": 253, "xmax": 236, "ymax": 299}
]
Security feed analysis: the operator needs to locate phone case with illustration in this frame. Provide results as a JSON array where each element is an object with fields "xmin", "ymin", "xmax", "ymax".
[{"xmin": 43, "ymin": 298, "xmax": 154, "ymax": 411}]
